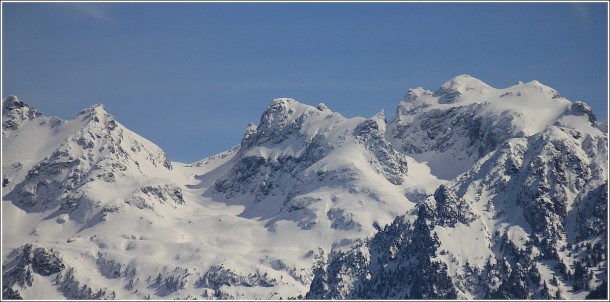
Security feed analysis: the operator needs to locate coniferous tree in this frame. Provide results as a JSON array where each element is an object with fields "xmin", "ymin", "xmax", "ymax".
[
  {"xmin": 555, "ymin": 288, "xmax": 562, "ymax": 300},
  {"xmin": 586, "ymin": 280, "xmax": 608, "ymax": 299}
]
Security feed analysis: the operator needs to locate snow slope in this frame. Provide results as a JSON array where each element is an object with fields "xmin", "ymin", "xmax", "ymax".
[{"xmin": 2, "ymin": 74, "xmax": 607, "ymax": 300}]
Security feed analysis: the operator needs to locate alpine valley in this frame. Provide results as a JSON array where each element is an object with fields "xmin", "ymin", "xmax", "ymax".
[{"xmin": 2, "ymin": 75, "xmax": 608, "ymax": 300}]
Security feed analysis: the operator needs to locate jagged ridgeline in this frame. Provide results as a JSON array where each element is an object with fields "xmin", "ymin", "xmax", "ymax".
[{"xmin": 2, "ymin": 74, "xmax": 608, "ymax": 300}]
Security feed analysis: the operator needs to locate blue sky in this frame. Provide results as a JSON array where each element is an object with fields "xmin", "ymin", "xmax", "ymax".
[{"xmin": 2, "ymin": 2, "xmax": 608, "ymax": 163}]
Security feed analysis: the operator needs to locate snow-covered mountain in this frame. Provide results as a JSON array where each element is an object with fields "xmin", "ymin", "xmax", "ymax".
[
  {"xmin": 388, "ymin": 75, "xmax": 589, "ymax": 179},
  {"xmin": 2, "ymin": 96, "xmax": 178, "ymax": 214},
  {"xmin": 212, "ymin": 98, "xmax": 413, "ymax": 233},
  {"xmin": 2, "ymin": 74, "xmax": 607, "ymax": 300},
  {"xmin": 309, "ymin": 75, "xmax": 608, "ymax": 299}
]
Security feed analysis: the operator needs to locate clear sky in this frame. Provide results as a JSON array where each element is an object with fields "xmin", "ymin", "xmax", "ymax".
[{"xmin": 2, "ymin": 2, "xmax": 608, "ymax": 163}]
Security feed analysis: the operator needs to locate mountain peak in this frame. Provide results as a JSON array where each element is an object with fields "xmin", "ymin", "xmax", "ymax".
[
  {"xmin": 569, "ymin": 101, "xmax": 597, "ymax": 123},
  {"xmin": 2, "ymin": 96, "xmax": 45, "ymax": 138},
  {"xmin": 517, "ymin": 79, "xmax": 549, "ymax": 90},
  {"xmin": 317, "ymin": 103, "xmax": 331, "ymax": 112},
  {"xmin": 2, "ymin": 95, "xmax": 43, "ymax": 117},
  {"xmin": 76, "ymin": 103, "xmax": 109, "ymax": 122},
  {"xmin": 241, "ymin": 122, "xmax": 259, "ymax": 147},
  {"xmin": 260, "ymin": 97, "xmax": 326, "ymax": 126},
  {"xmin": 526, "ymin": 79, "xmax": 543, "ymax": 86},
  {"xmin": 270, "ymin": 97, "xmax": 297, "ymax": 107},
  {"xmin": 372, "ymin": 109, "xmax": 385, "ymax": 121},
  {"xmin": 78, "ymin": 103, "xmax": 106, "ymax": 115},
  {"xmin": 432, "ymin": 74, "xmax": 493, "ymax": 103},
  {"xmin": 263, "ymin": 98, "xmax": 309, "ymax": 117},
  {"xmin": 439, "ymin": 74, "xmax": 493, "ymax": 92},
  {"xmin": 403, "ymin": 87, "xmax": 432, "ymax": 102},
  {"xmin": 517, "ymin": 79, "xmax": 561, "ymax": 98},
  {"xmin": 2, "ymin": 95, "xmax": 26, "ymax": 111}
]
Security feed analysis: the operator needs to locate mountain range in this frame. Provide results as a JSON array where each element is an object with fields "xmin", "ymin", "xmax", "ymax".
[{"xmin": 2, "ymin": 74, "xmax": 607, "ymax": 300}]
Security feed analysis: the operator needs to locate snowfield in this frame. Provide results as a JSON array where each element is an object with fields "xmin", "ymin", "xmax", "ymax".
[{"xmin": 2, "ymin": 75, "xmax": 607, "ymax": 300}]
